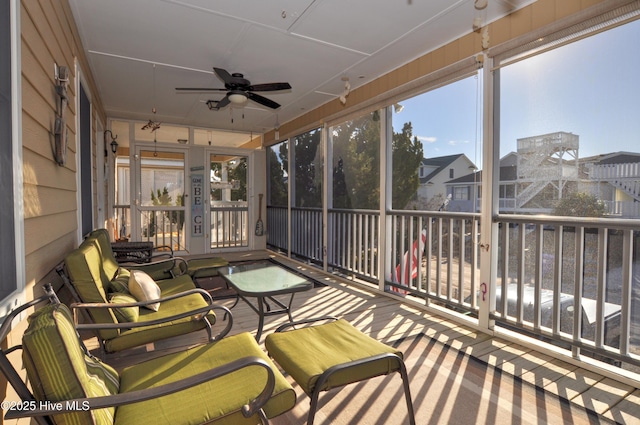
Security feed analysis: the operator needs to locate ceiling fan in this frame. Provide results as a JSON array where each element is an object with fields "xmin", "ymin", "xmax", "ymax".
[{"xmin": 176, "ymin": 67, "xmax": 291, "ymax": 110}]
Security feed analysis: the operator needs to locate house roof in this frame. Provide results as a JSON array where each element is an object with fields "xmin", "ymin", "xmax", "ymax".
[
  {"xmin": 419, "ymin": 154, "xmax": 467, "ymax": 183},
  {"xmin": 581, "ymin": 152, "xmax": 640, "ymax": 164}
]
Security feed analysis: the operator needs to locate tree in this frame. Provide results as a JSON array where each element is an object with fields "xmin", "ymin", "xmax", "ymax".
[
  {"xmin": 332, "ymin": 113, "xmax": 380, "ymax": 209},
  {"xmin": 293, "ymin": 129, "xmax": 322, "ymax": 208},
  {"xmin": 149, "ymin": 187, "xmax": 185, "ymax": 234},
  {"xmin": 268, "ymin": 145, "xmax": 288, "ymax": 206},
  {"xmin": 228, "ymin": 157, "xmax": 247, "ymax": 201},
  {"xmin": 392, "ymin": 122, "xmax": 423, "ymax": 209},
  {"xmin": 331, "ymin": 115, "xmax": 423, "ymax": 210},
  {"xmin": 554, "ymin": 192, "xmax": 606, "ymax": 217},
  {"xmin": 332, "ymin": 157, "xmax": 351, "ymax": 209}
]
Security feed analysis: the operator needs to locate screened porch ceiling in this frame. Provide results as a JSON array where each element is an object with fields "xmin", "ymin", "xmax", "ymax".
[{"xmin": 69, "ymin": 0, "xmax": 535, "ymax": 144}]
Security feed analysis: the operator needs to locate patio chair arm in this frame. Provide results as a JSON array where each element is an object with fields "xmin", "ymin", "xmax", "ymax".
[
  {"xmin": 274, "ymin": 316, "xmax": 338, "ymax": 333},
  {"xmin": 4, "ymin": 356, "xmax": 275, "ymax": 421},
  {"xmin": 0, "ymin": 284, "xmax": 59, "ymax": 344},
  {"xmin": 71, "ymin": 291, "xmax": 234, "ymax": 340},
  {"xmin": 71, "ymin": 287, "xmax": 215, "ymax": 311},
  {"xmin": 124, "ymin": 256, "xmax": 188, "ymax": 277},
  {"xmin": 120, "ymin": 244, "xmax": 175, "ymax": 263}
]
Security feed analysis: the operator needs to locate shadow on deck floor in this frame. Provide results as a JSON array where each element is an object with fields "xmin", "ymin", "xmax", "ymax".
[{"xmin": 92, "ymin": 255, "xmax": 639, "ymax": 425}]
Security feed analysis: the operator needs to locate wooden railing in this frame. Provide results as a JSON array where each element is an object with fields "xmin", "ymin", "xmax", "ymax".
[
  {"xmin": 266, "ymin": 204, "xmax": 640, "ymax": 369},
  {"xmin": 387, "ymin": 211, "xmax": 480, "ymax": 309},
  {"xmin": 490, "ymin": 215, "xmax": 640, "ymax": 368},
  {"xmin": 328, "ymin": 209, "xmax": 380, "ymax": 281},
  {"xmin": 210, "ymin": 204, "xmax": 248, "ymax": 249}
]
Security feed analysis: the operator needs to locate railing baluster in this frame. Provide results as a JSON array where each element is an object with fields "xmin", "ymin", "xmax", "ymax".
[
  {"xmin": 621, "ymin": 229, "xmax": 633, "ymax": 356},
  {"xmin": 534, "ymin": 224, "xmax": 543, "ymax": 330},
  {"xmin": 500, "ymin": 223, "xmax": 509, "ymax": 318},
  {"xmin": 517, "ymin": 223, "xmax": 526, "ymax": 324},
  {"xmin": 573, "ymin": 226, "xmax": 585, "ymax": 359},
  {"xmin": 595, "ymin": 226, "xmax": 611, "ymax": 350},
  {"xmin": 552, "ymin": 225, "xmax": 563, "ymax": 336},
  {"xmin": 458, "ymin": 218, "xmax": 465, "ymax": 305}
]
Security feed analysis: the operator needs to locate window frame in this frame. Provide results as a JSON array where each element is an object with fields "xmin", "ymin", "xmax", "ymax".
[
  {"xmin": 489, "ymin": 2, "xmax": 640, "ymax": 220},
  {"xmin": 0, "ymin": 0, "xmax": 25, "ymax": 310}
]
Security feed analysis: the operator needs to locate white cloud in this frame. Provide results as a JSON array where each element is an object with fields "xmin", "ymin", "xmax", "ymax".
[
  {"xmin": 448, "ymin": 139, "xmax": 470, "ymax": 146},
  {"xmin": 418, "ymin": 136, "xmax": 437, "ymax": 144}
]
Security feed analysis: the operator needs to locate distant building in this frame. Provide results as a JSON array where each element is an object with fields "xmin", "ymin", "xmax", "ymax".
[
  {"xmin": 445, "ymin": 131, "xmax": 640, "ymax": 218},
  {"xmin": 581, "ymin": 152, "xmax": 640, "ymax": 217},
  {"xmin": 414, "ymin": 154, "xmax": 477, "ymax": 210}
]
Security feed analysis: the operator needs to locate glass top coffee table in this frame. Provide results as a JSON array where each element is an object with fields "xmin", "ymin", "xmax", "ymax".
[{"xmin": 218, "ymin": 261, "xmax": 313, "ymax": 341}]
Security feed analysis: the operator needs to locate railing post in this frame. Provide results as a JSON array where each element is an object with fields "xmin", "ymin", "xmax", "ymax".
[{"xmin": 478, "ymin": 55, "xmax": 497, "ymax": 331}]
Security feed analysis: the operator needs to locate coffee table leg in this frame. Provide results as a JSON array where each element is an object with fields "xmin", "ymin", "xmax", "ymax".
[
  {"xmin": 286, "ymin": 294, "xmax": 296, "ymax": 323},
  {"xmin": 255, "ymin": 296, "xmax": 265, "ymax": 341}
]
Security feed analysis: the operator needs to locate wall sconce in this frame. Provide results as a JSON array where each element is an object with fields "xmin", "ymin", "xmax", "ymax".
[{"xmin": 104, "ymin": 130, "xmax": 118, "ymax": 155}]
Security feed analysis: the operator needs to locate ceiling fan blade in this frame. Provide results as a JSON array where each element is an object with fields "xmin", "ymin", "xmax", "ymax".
[
  {"xmin": 246, "ymin": 92, "xmax": 281, "ymax": 109},
  {"xmin": 247, "ymin": 82, "xmax": 292, "ymax": 92},
  {"xmin": 214, "ymin": 67, "xmax": 250, "ymax": 87},
  {"xmin": 213, "ymin": 67, "xmax": 234, "ymax": 84},
  {"xmin": 176, "ymin": 87, "xmax": 226, "ymax": 92}
]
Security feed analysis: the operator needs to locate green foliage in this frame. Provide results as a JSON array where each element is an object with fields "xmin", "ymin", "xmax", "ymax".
[
  {"xmin": 266, "ymin": 116, "xmax": 423, "ymax": 212},
  {"xmin": 210, "ymin": 158, "xmax": 248, "ymax": 202},
  {"xmin": 392, "ymin": 122, "xmax": 423, "ymax": 209},
  {"xmin": 294, "ymin": 129, "xmax": 322, "ymax": 208},
  {"xmin": 554, "ymin": 192, "xmax": 606, "ymax": 217},
  {"xmin": 149, "ymin": 187, "xmax": 185, "ymax": 233},
  {"xmin": 268, "ymin": 145, "xmax": 288, "ymax": 207},
  {"xmin": 332, "ymin": 113, "xmax": 380, "ymax": 209},
  {"xmin": 228, "ymin": 158, "xmax": 247, "ymax": 201}
]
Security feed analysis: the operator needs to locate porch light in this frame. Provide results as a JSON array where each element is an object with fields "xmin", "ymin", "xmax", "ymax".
[{"xmin": 105, "ymin": 130, "xmax": 118, "ymax": 155}]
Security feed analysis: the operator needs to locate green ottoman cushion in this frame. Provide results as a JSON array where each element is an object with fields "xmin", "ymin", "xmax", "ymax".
[
  {"xmin": 187, "ymin": 257, "xmax": 229, "ymax": 279},
  {"xmin": 116, "ymin": 332, "xmax": 296, "ymax": 425},
  {"xmin": 265, "ymin": 318, "xmax": 402, "ymax": 395}
]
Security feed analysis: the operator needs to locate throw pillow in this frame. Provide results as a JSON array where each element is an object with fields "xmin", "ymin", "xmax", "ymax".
[
  {"xmin": 109, "ymin": 292, "xmax": 140, "ymax": 322},
  {"xmin": 128, "ymin": 270, "xmax": 161, "ymax": 311}
]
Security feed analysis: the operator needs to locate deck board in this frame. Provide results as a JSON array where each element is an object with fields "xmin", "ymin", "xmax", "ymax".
[{"xmin": 84, "ymin": 255, "xmax": 640, "ymax": 424}]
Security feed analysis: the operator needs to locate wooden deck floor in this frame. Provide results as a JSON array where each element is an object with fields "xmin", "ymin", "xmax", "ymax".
[{"xmin": 96, "ymin": 253, "xmax": 640, "ymax": 425}]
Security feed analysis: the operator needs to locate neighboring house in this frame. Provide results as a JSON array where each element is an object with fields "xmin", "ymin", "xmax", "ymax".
[
  {"xmin": 415, "ymin": 154, "xmax": 477, "ymax": 209},
  {"xmin": 582, "ymin": 152, "xmax": 640, "ymax": 218},
  {"xmin": 446, "ymin": 153, "xmax": 518, "ymax": 213},
  {"xmin": 446, "ymin": 134, "xmax": 640, "ymax": 218}
]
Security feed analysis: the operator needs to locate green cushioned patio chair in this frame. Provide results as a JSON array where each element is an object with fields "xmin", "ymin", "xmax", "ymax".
[
  {"xmin": 92, "ymin": 229, "xmax": 229, "ymax": 286},
  {"xmin": 89, "ymin": 228, "xmax": 186, "ymax": 281},
  {"xmin": 0, "ymin": 284, "xmax": 296, "ymax": 425},
  {"xmin": 265, "ymin": 317, "xmax": 415, "ymax": 425},
  {"xmin": 57, "ymin": 231, "xmax": 232, "ymax": 354}
]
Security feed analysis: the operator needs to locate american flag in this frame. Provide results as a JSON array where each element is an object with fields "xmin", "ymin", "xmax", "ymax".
[
  {"xmin": 390, "ymin": 194, "xmax": 450, "ymax": 295},
  {"xmin": 391, "ymin": 227, "xmax": 427, "ymax": 295}
]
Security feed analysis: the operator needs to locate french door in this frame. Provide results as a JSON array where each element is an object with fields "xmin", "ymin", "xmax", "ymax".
[{"xmin": 133, "ymin": 146, "xmax": 188, "ymax": 252}]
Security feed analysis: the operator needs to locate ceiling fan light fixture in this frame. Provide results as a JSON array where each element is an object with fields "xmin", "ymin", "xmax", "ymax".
[{"xmin": 228, "ymin": 92, "xmax": 248, "ymax": 104}]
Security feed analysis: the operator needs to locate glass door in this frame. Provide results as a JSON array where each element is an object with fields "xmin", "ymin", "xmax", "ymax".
[
  {"xmin": 134, "ymin": 147, "xmax": 187, "ymax": 251},
  {"xmin": 209, "ymin": 153, "xmax": 248, "ymax": 249}
]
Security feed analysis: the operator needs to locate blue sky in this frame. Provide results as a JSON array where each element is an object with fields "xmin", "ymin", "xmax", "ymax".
[{"xmin": 392, "ymin": 18, "xmax": 640, "ymax": 169}]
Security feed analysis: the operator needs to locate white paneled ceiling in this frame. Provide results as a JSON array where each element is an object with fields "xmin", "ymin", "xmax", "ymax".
[{"xmin": 69, "ymin": 0, "xmax": 535, "ymax": 143}]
